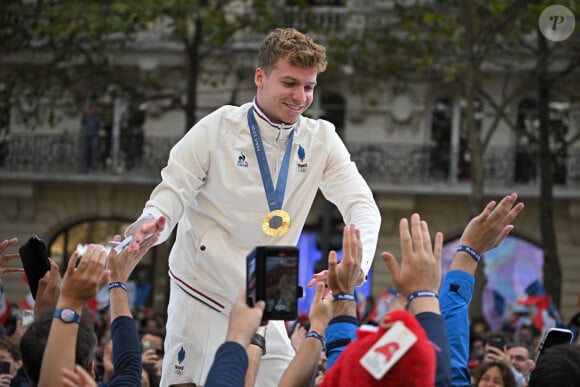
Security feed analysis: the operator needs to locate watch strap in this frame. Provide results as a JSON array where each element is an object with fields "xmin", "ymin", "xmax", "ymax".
[{"xmin": 53, "ymin": 308, "xmax": 81, "ymax": 324}]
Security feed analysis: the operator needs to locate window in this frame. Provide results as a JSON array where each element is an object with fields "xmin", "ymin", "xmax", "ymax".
[
  {"xmin": 515, "ymin": 98, "xmax": 570, "ymax": 184},
  {"xmin": 429, "ymin": 96, "xmax": 483, "ymax": 182}
]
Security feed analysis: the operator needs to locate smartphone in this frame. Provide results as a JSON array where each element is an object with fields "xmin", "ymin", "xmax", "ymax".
[
  {"xmin": 141, "ymin": 339, "xmax": 157, "ymax": 353},
  {"xmin": 19, "ymin": 235, "xmax": 51, "ymax": 300},
  {"xmin": 487, "ymin": 333, "xmax": 506, "ymax": 350},
  {"xmin": 0, "ymin": 360, "xmax": 10, "ymax": 375},
  {"xmin": 246, "ymin": 246, "xmax": 302, "ymax": 321},
  {"xmin": 534, "ymin": 327, "xmax": 574, "ymax": 362}
]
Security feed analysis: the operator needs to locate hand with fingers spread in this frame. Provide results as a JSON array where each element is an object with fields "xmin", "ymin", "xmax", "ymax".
[
  {"xmin": 459, "ymin": 193, "xmax": 524, "ymax": 256},
  {"xmin": 440, "ymin": 193, "xmax": 525, "ymax": 387},
  {"xmin": 127, "ymin": 216, "xmax": 165, "ymax": 253},
  {"xmin": 34, "ymin": 258, "xmax": 61, "ymax": 315},
  {"xmin": 382, "ymin": 213, "xmax": 443, "ymax": 300},
  {"xmin": 0, "ymin": 238, "xmax": 25, "ymax": 277},
  {"xmin": 39, "ymin": 244, "xmax": 110, "ymax": 387}
]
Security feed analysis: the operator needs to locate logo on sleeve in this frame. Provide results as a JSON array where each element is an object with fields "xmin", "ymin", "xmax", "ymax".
[
  {"xmin": 296, "ymin": 144, "xmax": 308, "ymax": 173},
  {"xmin": 173, "ymin": 346, "xmax": 186, "ymax": 375}
]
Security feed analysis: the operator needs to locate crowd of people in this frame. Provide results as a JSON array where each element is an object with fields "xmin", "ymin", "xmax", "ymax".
[
  {"xmin": 1, "ymin": 26, "xmax": 579, "ymax": 387},
  {"xmin": 1, "ymin": 193, "xmax": 579, "ymax": 387}
]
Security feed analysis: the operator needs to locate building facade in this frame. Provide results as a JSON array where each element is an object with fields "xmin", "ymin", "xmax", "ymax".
[{"xmin": 1, "ymin": 1, "xmax": 579, "ymax": 324}]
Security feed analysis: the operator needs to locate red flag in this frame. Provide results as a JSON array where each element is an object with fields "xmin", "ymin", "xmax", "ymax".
[{"xmin": 518, "ymin": 295, "xmax": 551, "ymax": 332}]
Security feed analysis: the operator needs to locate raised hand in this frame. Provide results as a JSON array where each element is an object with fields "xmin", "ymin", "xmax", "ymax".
[
  {"xmin": 59, "ymin": 245, "xmax": 109, "ymax": 309},
  {"xmin": 459, "ymin": 193, "xmax": 524, "ymax": 255},
  {"xmin": 34, "ymin": 258, "xmax": 61, "ymax": 315},
  {"xmin": 225, "ymin": 289, "xmax": 266, "ymax": 348},
  {"xmin": 109, "ymin": 233, "xmax": 158, "ymax": 283},
  {"xmin": 381, "ymin": 213, "xmax": 444, "ymax": 298},
  {"xmin": 0, "ymin": 238, "xmax": 25, "ymax": 276},
  {"xmin": 308, "ymin": 281, "xmax": 334, "ymax": 332},
  {"xmin": 327, "ymin": 225, "xmax": 363, "ymax": 295}
]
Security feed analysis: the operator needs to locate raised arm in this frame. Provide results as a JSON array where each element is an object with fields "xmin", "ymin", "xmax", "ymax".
[
  {"xmin": 0, "ymin": 238, "xmax": 25, "ymax": 276},
  {"xmin": 39, "ymin": 245, "xmax": 108, "ymax": 387},
  {"xmin": 105, "ymin": 234, "xmax": 159, "ymax": 386},
  {"xmin": 381, "ymin": 213, "xmax": 451, "ymax": 386},
  {"xmin": 278, "ymin": 282, "xmax": 333, "ymax": 387},
  {"xmin": 203, "ymin": 289, "xmax": 265, "ymax": 387},
  {"xmin": 440, "ymin": 193, "xmax": 524, "ymax": 387}
]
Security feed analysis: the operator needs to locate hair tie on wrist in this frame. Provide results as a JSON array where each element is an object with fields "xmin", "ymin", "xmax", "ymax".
[
  {"xmin": 457, "ymin": 245, "xmax": 481, "ymax": 262},
  {"xmin": 108, "ymin": 282, "xmax": 128, "ymax": 292},
  {"xmin": 333, "ymin": 293, "xmax": 356, "ymax": 302}
]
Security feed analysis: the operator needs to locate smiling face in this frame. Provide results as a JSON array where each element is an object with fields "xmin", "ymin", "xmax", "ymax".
[{"xmin": 255, "ymin": 58, "xmax": 317, "ymax": 124}]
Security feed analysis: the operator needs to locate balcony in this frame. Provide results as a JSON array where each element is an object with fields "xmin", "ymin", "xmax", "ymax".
[{"xmin": 1, "ymin": 133, "xmax": 579, "ymax": 196}]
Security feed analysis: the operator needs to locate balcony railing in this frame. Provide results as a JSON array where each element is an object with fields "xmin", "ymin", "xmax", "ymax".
[{"xmin": 1, "ymin": 133, "xmax": 579, "ymax": 188}]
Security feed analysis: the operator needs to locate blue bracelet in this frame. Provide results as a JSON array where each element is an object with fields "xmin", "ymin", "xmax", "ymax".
[
  {"xmin": 306, "ymin": 331, "xmax": 326, "ymax": 352},
  {"xmin": 406, "ymin": 290, "xmax": 438, "ymax": 309},
  {"xmin": 333, "ymin": 293, "xmax": 356, "ymax": 302},
  {"xmin": 457, "ymin": 245, "xmax": 481, "ymax": 262},
  {"xmin": 108, "ymin": 282, "xmax": 128, "ymax": 292}
]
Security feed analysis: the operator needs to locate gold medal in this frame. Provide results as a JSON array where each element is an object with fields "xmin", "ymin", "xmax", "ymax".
[{"xmin": 262, "ymin": 210, "xmax": 291, "ymax": 237}]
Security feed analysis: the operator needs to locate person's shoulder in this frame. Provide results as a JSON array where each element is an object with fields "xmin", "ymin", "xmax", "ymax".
[
  {"xmin": 299, "ymin": 116, "xmax": 336, "ymax": 135},
  {"xmin": 198, "ymin": 103, "xmax": 251, "ymax": 127},
  {"xmin": 212, "ymin": 103, "xmax": 251, "ymax": 118}
]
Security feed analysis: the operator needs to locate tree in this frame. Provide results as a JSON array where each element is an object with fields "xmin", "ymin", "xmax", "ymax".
[
  {"xmin": 321, "ymin": 0, "xmax": 580, "ymax": 313},
  {"xmin": 0, "ymin": 0, "xmax": 278, "ymax": 133}
]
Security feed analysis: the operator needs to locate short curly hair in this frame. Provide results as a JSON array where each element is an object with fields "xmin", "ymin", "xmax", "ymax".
[{"xmin": 258, "ymin": 28, "xmax": 327, "ymax": 75}]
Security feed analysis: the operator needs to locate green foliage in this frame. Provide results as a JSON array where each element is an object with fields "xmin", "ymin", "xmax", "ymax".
[{"xmin": 0, "ymin": 0, "xmax": 276, "ymax": 129}]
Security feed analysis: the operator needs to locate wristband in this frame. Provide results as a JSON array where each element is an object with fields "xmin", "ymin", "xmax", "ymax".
[
  {"xmin": 306, "ymin": 330, "xmax": 326, "ymax": 352},
  {"xmin": 250, "ymin": 332, "xmax": 266, "ymax": 356},
  {"xmin": 108, "ymin": 282, "xmax": 128, "ymax": 292},
  {"xmin": 406, "ymin": 290, "xmax": 438, "ymax": 309},
  {"xmin": 333, "ymin": 293, "xmax": 356, "ymax": 302},
  {"xmin": 457, "ymin": 245, "xmax": 481, "ymax": 262}
]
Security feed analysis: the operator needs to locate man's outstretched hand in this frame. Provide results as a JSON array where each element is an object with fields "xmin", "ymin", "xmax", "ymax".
[{"xmin": 128, "ymin": 216, "xmax": 166, "ymax": 253}]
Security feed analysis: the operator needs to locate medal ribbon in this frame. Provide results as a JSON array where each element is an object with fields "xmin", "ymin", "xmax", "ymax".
[{"xmin": 247, "ymin": 108, "xmax": 294, "ymax": 212}]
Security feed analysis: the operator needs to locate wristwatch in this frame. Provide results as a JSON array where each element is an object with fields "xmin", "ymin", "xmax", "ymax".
[{"xmin": 53, "ymin": 308, "xmax": 81, "ymax": 324}]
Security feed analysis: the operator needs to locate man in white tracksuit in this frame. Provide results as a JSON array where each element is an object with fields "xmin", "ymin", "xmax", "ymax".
[{"xmin": 127, "ymin": 27, "xmax": 381, "ymax": 386}]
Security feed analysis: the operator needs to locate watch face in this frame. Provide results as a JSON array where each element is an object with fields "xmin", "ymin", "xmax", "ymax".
[{"xmin": 61, "ymin": 309, "xmax": 75, "ymax": 322}]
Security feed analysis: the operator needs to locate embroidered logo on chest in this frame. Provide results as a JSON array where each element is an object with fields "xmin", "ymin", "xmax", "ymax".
[
  {"xmin": 237, "ymin": 152, "xmax": 249, "ymax": 167},
  {"xmin": 297, "ymin": 144, "xmax": 308, "ymax": 173}
]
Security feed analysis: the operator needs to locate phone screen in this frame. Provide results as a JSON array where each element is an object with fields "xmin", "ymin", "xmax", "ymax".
[
  {"xmin": 247, "ymin": 254, "xmax": 257, "ymax": 307},
  {"xmin": 0, "ymin": 360, "xmax": 10, "ymax": 375},
  {"xmin": 264, "ymin": 254, "xmax": 298, "ymax": 319},
  {"xmin": 535, "ymin": 328, "xmax": 573, "ymax": 362},
  {"xmin": 487, "ymin": 333, "xmax": 506, "ymax": 350}
]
